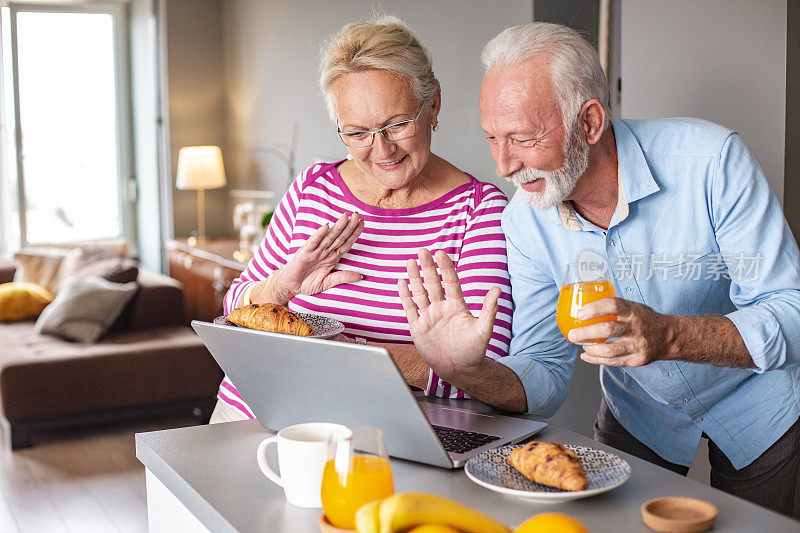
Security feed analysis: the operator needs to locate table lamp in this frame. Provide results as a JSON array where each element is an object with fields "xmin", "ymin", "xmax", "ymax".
[{"xmin": 176, "ymin": 146, "xmax": 227, "ymax": 244}]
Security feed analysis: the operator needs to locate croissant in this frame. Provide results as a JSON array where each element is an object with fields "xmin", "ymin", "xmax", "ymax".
[
  {"xmin": 226, "ymin": 303, "xmax": 314, "ymax": 336},
  {"xmin": 508, "ymin": 441, "xmax": 589, "ymax": 491}
]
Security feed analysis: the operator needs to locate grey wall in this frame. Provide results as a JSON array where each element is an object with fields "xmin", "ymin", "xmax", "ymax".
[
  {"xmin": 165, "ymin": 0, "xmax": 231, "ymax": 239},
  {"xmin": 535, "ymin": 0, "xmax": 599, "ymax": 48},
  {"xmin": 785, "ymin": 1, "xmax": 800, "ymax": 242},
  {"xmin": 220, "ymin": 0, "xmax": 532, "ymax": 202},
  {"xmin": 619, "ymin": 0, "xmax": 787, "ymax": 203}
]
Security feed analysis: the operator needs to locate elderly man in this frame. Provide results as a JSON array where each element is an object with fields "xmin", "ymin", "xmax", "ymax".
[{"xmin": 398, "ymin": 23, "xmax": 800, "ymax": 514}]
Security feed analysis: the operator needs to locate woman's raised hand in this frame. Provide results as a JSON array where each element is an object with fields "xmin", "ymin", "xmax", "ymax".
[
  {"xmin": 266, "ymin": 212, "xmax": 364, "ymax": 303},
  {"xmin": 397, "ymin": 248, "xmax": 500, "ymax": 381}
]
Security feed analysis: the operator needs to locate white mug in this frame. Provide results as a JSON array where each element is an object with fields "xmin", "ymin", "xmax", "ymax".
[{"xmin": 256, "ymin": 422, "xmax": 352, "ymax": 508}]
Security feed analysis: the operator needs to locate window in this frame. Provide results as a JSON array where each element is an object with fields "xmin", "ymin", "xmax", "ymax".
[{"xmin": 0, "ymin": 2, "xmax": 133, "ymax": 254}]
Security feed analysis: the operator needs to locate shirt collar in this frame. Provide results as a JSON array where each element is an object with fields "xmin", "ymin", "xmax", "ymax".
[{"xmin": 549, "ymin": 118, "xmax": 660, "ymax": 231}]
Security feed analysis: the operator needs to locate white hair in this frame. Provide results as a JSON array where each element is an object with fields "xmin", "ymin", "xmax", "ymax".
[{"xmin": 481, "ymin": 22, "xmax": 612, "ymax": 129}]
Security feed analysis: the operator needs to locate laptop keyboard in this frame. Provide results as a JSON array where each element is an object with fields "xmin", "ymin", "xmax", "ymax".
[{"xmin": 431, "ymin": 424, "xmax": 501, "ymax": 454}]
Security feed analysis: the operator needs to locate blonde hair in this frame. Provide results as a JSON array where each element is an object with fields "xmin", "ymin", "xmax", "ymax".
[{"xmin": 319, "ymin": 15, "xmax": 440, "ymax": 120}]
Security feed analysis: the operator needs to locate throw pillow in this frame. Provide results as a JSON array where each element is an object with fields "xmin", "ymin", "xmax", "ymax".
[
  {"xmin": 58, "ymin": 246, "xmax": 138, "ymax": 290},
  {"xmin": 0, "ymin": 282, "xmax": 54, "ymax": 322},
  {"xmin": 13, "ymin": 248, "xmax": 69, "ymax": 293},
  {"xmin": 34, "ymin": 276, "xmax": 138, "ymax": 343},
  {"xmin": 58, "ymin": 238, "xmax": 132, "ymax": 259}
]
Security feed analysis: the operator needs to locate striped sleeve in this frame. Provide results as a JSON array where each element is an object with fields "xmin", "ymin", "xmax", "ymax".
[
  {"xmin": 426, "ymin": 183, "xmax": 513, "ymax": 399},
  {"xmin": 218, "ymin": 166, "xmax": 321, "ymax": 418},
  {"xmin": 222, "ymin": 169, "xmax": 306, "ymax": 314}
]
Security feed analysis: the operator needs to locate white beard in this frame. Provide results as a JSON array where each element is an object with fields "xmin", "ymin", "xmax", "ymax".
[{"xmin": 506, "ymin": 118, "xmax": 591, "ymax": 210}]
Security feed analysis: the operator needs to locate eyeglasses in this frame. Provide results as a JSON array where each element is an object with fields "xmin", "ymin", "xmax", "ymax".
[{"xmin": 337, "ymin": 99, "xmax": 428, "ymax": 148}]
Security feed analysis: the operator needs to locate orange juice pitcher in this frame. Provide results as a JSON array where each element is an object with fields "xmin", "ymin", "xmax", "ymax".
[
  {"xmin": 557, "ymin": 260, "xmax": 617, "ymax": 345},
  {"xmin": 321, "ymin": 426, "xmax": 394, "ymax": 529}
]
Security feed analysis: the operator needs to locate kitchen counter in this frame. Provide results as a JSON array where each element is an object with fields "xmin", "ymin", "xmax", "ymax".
[{"xmin": 136, "ymin": 413, "xmax": 799, "ymax": 532}]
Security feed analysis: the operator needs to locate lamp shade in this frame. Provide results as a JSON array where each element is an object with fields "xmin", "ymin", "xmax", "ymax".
[{"xmin": 176, "ymin": 146, "xmax": 227, "ymax": 190}]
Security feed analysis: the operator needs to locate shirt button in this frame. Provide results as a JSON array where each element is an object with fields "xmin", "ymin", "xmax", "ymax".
[
  {"xmin": 626, "ymin": 287, "xmax": 633, "ymax": 293},
  {"xmin": 697, "ymin": 417, "xmax": 703, "ymax": 422},
  {"xmin": 668, "ymin": 371, "xmax": 674, "ymax": 377},
  {"xmin": 684, "ymin": 397, "xmax": 689, "ymax": 403}
]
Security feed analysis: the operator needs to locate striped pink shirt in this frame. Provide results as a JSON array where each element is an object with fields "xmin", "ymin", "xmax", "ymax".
[{"xmin": 218, "ymin": 160, "xmax": 513, "ymax": 418}]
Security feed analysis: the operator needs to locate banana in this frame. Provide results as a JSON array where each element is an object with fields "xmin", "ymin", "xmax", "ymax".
[
  {"xmin": 407, "ymin": 525, "xmax": 462, "ymax": 533},
  {"xmin": 355, "ymin": 499, "xmax": 382, "ymax": 533},
  {"xmin": 377, "ymin": 492, "xmax": 510, "ymax": 533}
]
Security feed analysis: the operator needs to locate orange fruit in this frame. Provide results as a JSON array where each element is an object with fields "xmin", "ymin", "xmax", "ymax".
[
  {"xmin": 513, "ymin": 512, "xmax": 588, "ymax": 533},
  {"xmin": 407, "ymin": 525, "xmax": 462, "ymax": 533}
]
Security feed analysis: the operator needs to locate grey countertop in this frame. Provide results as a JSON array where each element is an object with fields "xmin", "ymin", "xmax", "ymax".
[{"xmin": 136, "ymin": 413, "xmax": 799, "ymax": 533}]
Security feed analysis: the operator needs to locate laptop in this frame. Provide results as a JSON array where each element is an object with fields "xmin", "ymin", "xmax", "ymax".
[{"xmin": 192, "ymin": 320, "xmax": 547, "ymax": 468}]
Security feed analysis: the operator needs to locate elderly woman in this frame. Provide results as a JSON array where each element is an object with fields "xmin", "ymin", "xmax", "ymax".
[{"xmin": 210, "ymin": 16, "xmax": 513, "ymax": 423}]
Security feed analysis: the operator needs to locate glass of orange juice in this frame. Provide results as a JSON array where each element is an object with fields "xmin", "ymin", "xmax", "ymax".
[
  {"xmin": 321, "ymin": 426, "xmax": 394, "ymax": 530},
  {"xmin": 557, "ymin": 261, "xmax": 617, "ymax": 345}
]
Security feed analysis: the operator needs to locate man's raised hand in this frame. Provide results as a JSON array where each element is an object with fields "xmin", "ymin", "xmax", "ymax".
[{"xmin": 397, "ymin": 248, "xmax": 501, "ymax": 381}]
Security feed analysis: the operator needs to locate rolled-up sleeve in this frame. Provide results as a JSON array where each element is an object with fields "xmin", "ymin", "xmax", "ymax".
[
  {"xmin": 496, "ymin": 223, "xmax": 577, "ymax": 416},
  {"xmin": 711, "ymin": 134, "xmax": 800, "ymax": 372}
]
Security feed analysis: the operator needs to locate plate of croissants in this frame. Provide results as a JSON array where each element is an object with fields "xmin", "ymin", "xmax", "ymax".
[
  {"xmin": 464, "ymin": 441, "xmax": 630, "ymax": 503},
  {"xmin": 213, "ymin": 303, "xmax": 345, "ymax": 339}
]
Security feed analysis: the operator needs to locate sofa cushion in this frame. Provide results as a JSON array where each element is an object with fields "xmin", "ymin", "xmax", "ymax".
[
  {"xmin": 0, "ymin": 282, "xmax": 53, "ymax": 322},
  {"xmin": 13, "ymin": 248, "xmax": 67, "ymax": 294},
  {"xmin": 35, "ymin": 277, "xmax": 138, "ymax": 343},
  {"xmin": 0, "ymin": 323, "xmax": 223, "ymax": 421},
  {"xmin": 108, "ymin": 269, "xmax": 186, "ymax": 333},
  {"xmin": 12, "ymin": 239, "xmax": 134, "ymax": 294},
  {"xmin": 58, "ymin": 246, "xmax": 139, "ymax": 288}
]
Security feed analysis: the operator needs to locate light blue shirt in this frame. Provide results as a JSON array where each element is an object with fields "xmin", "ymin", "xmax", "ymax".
[{"xmin": 499, "ymin": 118, "xmax": 800, "ymax": 469}]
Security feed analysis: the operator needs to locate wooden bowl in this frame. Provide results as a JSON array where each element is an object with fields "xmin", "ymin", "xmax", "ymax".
[
  {"xmin": 641, "ymin": 497, "xmax": 718, "ymax": 532},
  {"xmin": 318, "ymin": 514, "xmax": 355, "ymax": 533}
]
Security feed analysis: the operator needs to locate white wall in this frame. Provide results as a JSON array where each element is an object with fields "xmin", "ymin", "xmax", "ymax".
[
  {"xmin": 620, "ymin": 0, "xmax": 787, "ymax": 202},
  {"xmin": 221, "ymin": 0, "xmax": 532, "ymax": 200}
]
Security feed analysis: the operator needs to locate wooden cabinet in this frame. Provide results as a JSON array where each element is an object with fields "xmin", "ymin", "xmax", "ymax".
[{"xmin": 166, "ymin": 238, "xmax": 246, "ymax": 322}]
